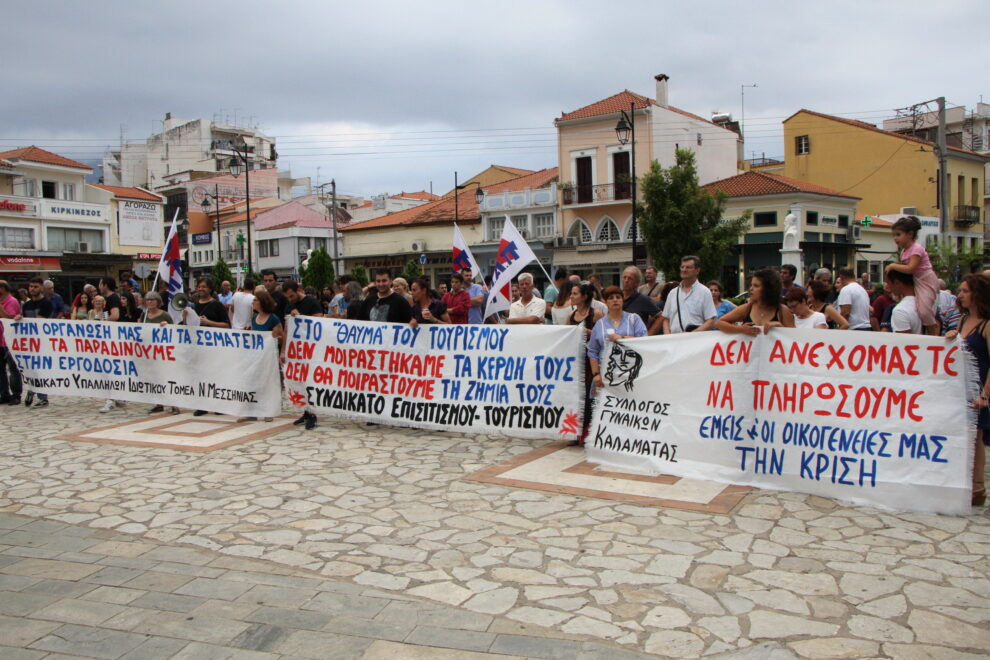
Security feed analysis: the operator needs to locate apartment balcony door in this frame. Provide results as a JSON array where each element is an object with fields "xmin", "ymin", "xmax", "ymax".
[
  {"xmin": 576, "ymin": 156, "xmax": 593, "ymax": 203},
  {"xmin": 613, "ymin": 151, "xmax": 631, "ymax": 200}
]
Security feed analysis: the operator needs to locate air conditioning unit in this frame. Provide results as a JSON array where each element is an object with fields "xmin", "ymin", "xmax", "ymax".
[
  {"xmin": 411, "ymin": 240, "xmax": 427, "ymax": 252},
  {"xmin": 847, "ymin": 226, "xmax": 861, "ymax": 241},
  {"xmin": 77, "ymin": 241, "xmax": 90, "ymax": 253},
  {"xmin": 553, "ymin": 237, "xmax": 576, "ymax": 248},
  {"xmin": 899, "ymin": 207, "xmax": 918, "ymax": 215}
]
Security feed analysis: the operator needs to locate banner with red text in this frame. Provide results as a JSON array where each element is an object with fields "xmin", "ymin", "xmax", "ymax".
[
  {"xmin": 4, "ymin": 319, "xmax": 281, "ymax": 417},
  {"xmin": 586, "ymin": 329, "xmax": 975, "ymax": 515},
  {"xmin": 283, "ymin": 317, "xmax": 584, "ymax": 439}
]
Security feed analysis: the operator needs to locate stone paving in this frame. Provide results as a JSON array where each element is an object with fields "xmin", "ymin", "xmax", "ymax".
[{"xmin": 1, "ymin": 397, "xmax": 989, "ymax": 659}]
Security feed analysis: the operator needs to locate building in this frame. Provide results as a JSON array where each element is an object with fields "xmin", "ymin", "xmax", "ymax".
[
  {"xmin": 253, "ymin": 200, "xmax": 350, "ymax": 279},
  {"xmin": 188, "ymin": 197, "xmax": 284, "ymax": 282},
  {"xmin": 88, "ymin": 185, "xmax": 166, "ymax": 288},
  {"xmin": 442, "ymin": 165, "xmax": 535, "ymax": 196},
  {"xmin": 554, "ymin": 74, "xmax": 741, "ymax": 284},
  {"xmin": 703, "ymin": 171, "xmax": 871, "ymax": 292},
  {"xmin": 349, "ymin": 191, "xmax": 439, "ymax": 224},
  {"xmin": 0, "ymin": 146, "xmax": 133, "ymax": 297},
  {"xmin": 102, "ymin": 113, "xmax": 277, "ymax": 191},
  {"xmin": 783, "ymin": 109, "xmax": 986, "ymax": 257}
]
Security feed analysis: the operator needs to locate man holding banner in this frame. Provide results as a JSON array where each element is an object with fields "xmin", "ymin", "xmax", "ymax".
[
  {"xmin": 486, "ymin": 220, "xmax": 538, "ymax": 320},
  {"xmin": 507, "ymin": 273, "xmax": 545, "ymax": 325}
]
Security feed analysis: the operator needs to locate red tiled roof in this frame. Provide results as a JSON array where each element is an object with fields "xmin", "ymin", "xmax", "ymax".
[
  {"xmin": 89, "ymin": 184, "xmax": 162, "ymax": 202},
  {"xmin": 0, "ymin": 146, "xmax": 92, "ymax": 170},
  {"xmin": 785, "ymin": 109, "xmax": 990, "ymax": 159},
  {"xmin": 220, "ymin": 208, "xmax": 266, "ymax": 225},
  {"xmin": 0, "ymin": 159, "xmax": 14, "ymax": 169},
  {"xmin": 857, "ymin": 213, "xmax": 894, "ymax": 228},
  {"xmin": 390, "ymin": 191, "xmax": 439, "ymax": 201},
  {"xmin": 556, "ymin": 90, "xmax": 719, "ymax": 128},
  {"xmin": 703, "ymin": 171, "xmax": 860, "ymax": 200},
  {"xmin": 342, "ymin": 168, "xmax": 559, "ymax": 232},
  {"xmin": 491, "ymin": 165, "xmax": 534, "ymax": 176}
]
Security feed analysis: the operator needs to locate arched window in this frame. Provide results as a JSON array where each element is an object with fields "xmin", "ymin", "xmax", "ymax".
[
  {"xmin": 596, "ymin": 217, "xmax": 620, "ymax": 243},
  {"xmin": 567, "ymin": 219, "xmax": 593, "ymax": 244},
  {"xmin": 623, "ymin": 219, "xmax": 638, "ymax": 241}
]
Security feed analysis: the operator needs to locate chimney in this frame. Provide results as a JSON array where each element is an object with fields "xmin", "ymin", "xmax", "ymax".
[{"xmin": 655, "ymin": 74, "xmax": 669, "ymax": 108}]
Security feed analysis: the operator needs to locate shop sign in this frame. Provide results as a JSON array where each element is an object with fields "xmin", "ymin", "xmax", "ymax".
[{"xmin": 42, "ymin": 200, "xmax": 105, "ymax": 221}]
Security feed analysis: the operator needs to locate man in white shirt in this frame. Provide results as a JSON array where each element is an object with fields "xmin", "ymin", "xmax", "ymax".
[
  {"xmin": 229, "ymin": 279, "xmax": 256, "ymax": 330},
  {"xmin": 887, "ymin": 270, "xmax": 921, "ymax": 334},
  {"xmin": 507, "ymin": 273, "xmax": 546, "ymax": 324},
  {"xmin": 836, "ymin": 268, "xmax": 872, "ymax": 330},
  {"xmin": 662, "ymin": 255, "xmax": 717, "ymax": 334}
]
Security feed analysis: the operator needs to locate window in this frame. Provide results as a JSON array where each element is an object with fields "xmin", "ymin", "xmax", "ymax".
[
  {"xmin": 533, "ymin": 213, "xmax": 554, "ymax": 238},
  {"xmin": 795, "ymin": 135, "xmax": 810, "ymax": 155},
  {"xmin": 0, "ymin": 227, "xmax": 34, "ymax": 249},
  {"xmin": 805, "ymin": 211, "xmax": 819, "ymax": 226},
  {"xmin": 753, "ymin": 211, "xmax": 777, "ymax": 227},
  {"xmin": 46, "ymin": 227, "xmax": 104, "ymax": 252},
  {"xmin": 568, "ymin": 220, "xmax": 593, "ymax": 244},
  {"xmin": 42, "ymin": 181, "xmax": 58, "ymax": 199},
  {"xmin": 61, "ymin": 183, "xmax": 75, "ymax": 201},
  {"xmin": 596, "ymin": 218, "xmax": 620, "ymax": 242},
  {"xmin": 314, "ymin": 237, "xmax": 327, "ymax": 250},
  {"xmin": 259, "ymin": 241, "xmax": 269, "ymax": 258},
  {"xmin": 13, "ymin": 177, "xmax": 36, "ymax": 197},
  {"xmin": 838, "ymin": 215, "xmax": 849, "ymax": 228},
  {"xmin": 488, "ymin": 216, "xmax": 504, "ymax": 241},
  {"xmin": 270, "ymin": 239, "xmax": 279, "ymax": 257},
  {"xmin": 511, "ymin": 215, "xmax": 528, "ymax": 238},
  {"xmin": 697, "ymin": 133, "xmax": 703, "ymax": 146},
  {"xmin": 298, "ymin": 237, "xmax": 310, "ymax": 253}
]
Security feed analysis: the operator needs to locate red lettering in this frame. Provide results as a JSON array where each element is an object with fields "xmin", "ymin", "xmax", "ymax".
[{"xmin": 826, "ymin": 345, "xmax": 845, "ymax": 369}]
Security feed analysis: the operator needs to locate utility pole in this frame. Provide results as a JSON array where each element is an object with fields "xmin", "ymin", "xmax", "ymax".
[{"xmin": 936, "ymin": 97, "xmax": 947, "ymax": 234}]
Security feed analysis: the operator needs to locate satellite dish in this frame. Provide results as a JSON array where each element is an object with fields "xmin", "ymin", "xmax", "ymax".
[{"xmin": 171, "ymin": 293, "xmax": 189, "ymax": 310}]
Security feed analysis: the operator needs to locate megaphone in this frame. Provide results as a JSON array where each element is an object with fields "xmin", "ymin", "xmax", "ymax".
[{"xmin": 171, "ymin": 293, "xmax": 189, "ymax": 310}]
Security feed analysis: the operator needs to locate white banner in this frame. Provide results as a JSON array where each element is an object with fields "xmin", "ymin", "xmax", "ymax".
[
  {"xmin": 4, "ymin": 319, "xmax": 281, "ymax": 417},
  {"xmin": 586, "ymin": 329, "xmax": 975, "ymax": 515},
  {"xmin": 118, "ymin": 200, "xmax": 161, "ymax": 247},
  {"xmin": 283, "ymin": 317, "xmax": 585, "ymax": 439}
]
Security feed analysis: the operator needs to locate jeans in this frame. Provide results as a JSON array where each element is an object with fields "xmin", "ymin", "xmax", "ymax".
[{"xmin": 0, "ymin": 347, "xmax": 21, "ymax": 399}]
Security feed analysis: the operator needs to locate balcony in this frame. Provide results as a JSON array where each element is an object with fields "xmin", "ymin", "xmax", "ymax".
[
  {"xmin": 953, "ymin": 205, "xmax": 981, "ymax": 225},
  {"xmin": 561, "ymin": 182, "xmax": 634, "ymax": 206},
  {"xmin": 479, "ymin": 184, "xmax": 556, "ymax": 212}
]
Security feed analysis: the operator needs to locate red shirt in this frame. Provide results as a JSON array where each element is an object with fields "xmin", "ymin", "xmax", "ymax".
[{"xmin": 442, "ymin": 289, "xmax": 471, "ymax": 324}]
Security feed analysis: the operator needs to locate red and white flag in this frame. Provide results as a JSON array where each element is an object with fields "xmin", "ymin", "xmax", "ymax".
[
  {"xmin": 451, "ymin": 223, "xmax": 482, "ymax": 281},
  {"xmin": 155, "ymin": 210, "xmax": 185, "ymax": 321},
  {"xmin": 485, "ymin": 217, "xmax": 537, "ymax": 317}
]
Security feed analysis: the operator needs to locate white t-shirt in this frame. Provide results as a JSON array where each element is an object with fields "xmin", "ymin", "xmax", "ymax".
[
  {"xmin": 509, "ymin": 296, "xmax": 547, "ymax": 321},
  {"xmin": 230, "ymin": 291, "xmax": 255, "ymax": 330},
  {"xmin": 891, "ymin": 296, "xmax": 922, "ymax": 334},
  {"xmin": 794, "ymin": 311, "xmax": 827, "ymax": 329},
  {"xmin": 662, "ymin": 281, "xmax": 717, "ymax": 333},
  {"xmin": 837, "ymin": 281, "xmax": 871, "ymax": 329}
]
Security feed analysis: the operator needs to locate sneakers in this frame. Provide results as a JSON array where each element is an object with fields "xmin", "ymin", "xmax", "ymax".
[
  {"xmin": 193, "ymin": 410, "xmax": 207, "ymax": 416},
  {"xmin": 149, "ymin": 405, "xmax": 165, "ymax": 413},
  {"xmin": 304, "ymin": 414, "xmax": 317, "ymax": 430},
  {"xmin": 31, "ymin": 399, "xmax": 48, "ymax": 408},
  {"xmin": 170, "ymin": 407, "xmax": 180, "ymax": 414},
  {"xmin": 293, "ymin": 412, "xmax": 310, "ymax": 426},
  {"xmin": 24, "ymin": 392, "xmax": 33, "ymax": 407},
  {"xmin": 99, "ymin": 400, "xmax": 116, "ymax": 413}
]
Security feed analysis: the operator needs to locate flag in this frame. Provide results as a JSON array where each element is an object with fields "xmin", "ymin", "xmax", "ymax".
[
  {"xmin": 155, "ymin": 211, "xmax": 184, "ymax": 322},
  {"xmin": 451, "ymin": 223, "xmax": 481, "ymax": 281},
  {"xmin": 485, "ymin": 216, "xmax": 537, "ymax": 317}
]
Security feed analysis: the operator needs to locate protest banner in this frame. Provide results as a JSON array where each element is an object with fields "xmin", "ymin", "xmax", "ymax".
[
  {"xmin": 586, "ymin": 329, "xmax": 975, "ymax": 515},
  {"xmin": 4, "ymin": 319, "xmax": 281, "ymax": 417},
  {"xmin": 283, "ymin": 317, "xmax": 585, "ymax": 439}
]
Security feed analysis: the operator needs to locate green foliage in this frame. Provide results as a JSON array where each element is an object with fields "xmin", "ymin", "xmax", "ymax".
[
  {"xmin": 211, "ymin": 258, "xmax": 234, "ymax": 292},
  {"xmin": 927, "ymin": 238, "xmax": 983, "ymax": 282},
  {"xmin": 638, "ymin": 149, "xmax": 750, "ymax": 283},
  {"xmin": 401, "ymin": 258, "xmax": 422, "ymax": 282},
  {"xmin": 300, "ymin": 247, "xmax": 335, "ymax": 291},
  {"xmin": 350, "ymin": 264, "xmax": 369, "ymax": 287}
]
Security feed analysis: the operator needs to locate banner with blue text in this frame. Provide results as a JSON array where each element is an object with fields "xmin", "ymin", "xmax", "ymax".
[
  {"xmin": 283, "ymin": 317, "xmax": 585, "ymax": 439},
  {"xmin": 4, "ymin": 319, "xmax": 281, "ymax": 417},
  {"xmin": 586, "ymin": 329, "xmax": 974, "ymax": 515}
]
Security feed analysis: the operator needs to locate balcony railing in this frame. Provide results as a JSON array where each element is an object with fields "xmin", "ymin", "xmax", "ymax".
[
  {"xmin": 953, "ymin": 205, "xmax": 981, "ymax": 225},
  {"xmin": 480, "ymin": 184, "xmax": 556, "ymax": 212},
  {"xmin": 561, "ymin": 182, "xmax": 634, "ymax": 205}
]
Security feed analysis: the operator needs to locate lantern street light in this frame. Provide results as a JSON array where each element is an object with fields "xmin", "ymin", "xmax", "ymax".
[
  {"xmin": 615, "ymin": 102, "xmax": 639, "ymax": 265},
  {"xmin": 199, "ymin": 183, "xmax": 222, "ymax": 262},
  {"xmin": 228, "ymin": 137, "xmax": 253, "ymax": 274}
]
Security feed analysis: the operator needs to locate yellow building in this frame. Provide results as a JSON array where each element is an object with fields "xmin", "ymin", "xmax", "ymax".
[{"xmin": 783, "ymin": 109, "xmax": 986, "ymax": 254}]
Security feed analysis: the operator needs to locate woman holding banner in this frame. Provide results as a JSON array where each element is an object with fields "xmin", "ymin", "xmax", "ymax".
[
  {"xmin": 143, "ymin": 292, "xmax": 179, "ymax": 414},
  {"xmin": 409, "ymin": 278, "xmax": 450, "ymax": 326},
  {"xmin": 71, "ymin": 292, "xmax": 92, "ymax": 320},
  {"xmin": 233, "ymin": 286, "xmax": 282, "ymax": 423},
  {"xmin": 717, "ymin": 269, "xmax": 795, "ymax": 335},
  {"xmin": 569, "ymin": 283, "xmax": 604, "ymax": 443},
  {"xmin": 945, "ymin": 273, "xmax": 990, "ymax": 506},
  {"xmin": 550, "ymin": 280, "xmax": 575, "ymax": 325},
  {"xmin": 89, "ymin": 295, "xmax": 109, "ymax": 321}
]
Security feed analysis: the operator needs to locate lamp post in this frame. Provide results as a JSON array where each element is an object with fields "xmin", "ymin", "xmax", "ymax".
[
  {"xmin": 228, "ymin": 137, "xmax": 252, "ymax": 275},
  {"xmin": 199, "ymin": 183, "xmax": 222, "ymax": 263},
  {"xmin": 615, "ymin": 102, "xmax": 639, "ymax": 266},
  {"xmin": 453, "ymin": 171, "xmax": 485, "ymax": 226},
  {"xmin": 317, "ymin": 180, "xmax": 342, "ymax": 275}
]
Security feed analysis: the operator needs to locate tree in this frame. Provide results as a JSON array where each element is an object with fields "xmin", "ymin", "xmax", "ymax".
[
  {"xmin": 350, "ymin": 265, "xmax": 369, "ymax": 287},
  {"xmin": 927, "ymin": 237, "xmax": 983, "ymax": 283},
  {"xmin": 401, "ymin": 258, "xmax": 422, "ymax": 282},
  {"xmin": 211, "ymin": 257, "xmax": 234, "ymax": 292},
  {"xmin": 638, "ymin": 149, "xmax": 750, "ymax": 283},
  {"xmin": 300, "ymin": 246, "xmax": 335, "ymax": 291}
]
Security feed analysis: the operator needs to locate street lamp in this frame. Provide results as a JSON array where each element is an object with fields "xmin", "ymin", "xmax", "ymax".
[
  {"xmin": 317, "ymin": 180, "xmax": 342, "ymax": 275},
  {"xmin": 453, "ymin": 171, "xmax": 485, "ymax": 227},
  {"xmin": 228, "ymin": 136, "xmax": 252, "ymax": 275},
  {"xmin": 615, "ymin": 102, "xmax": 639, "ymax": 266},
  {"xmin": 199, "ymin": 183, "xmax": 222, "ymax": 262}
]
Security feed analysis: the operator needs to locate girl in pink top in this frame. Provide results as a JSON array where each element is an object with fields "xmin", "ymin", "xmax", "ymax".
[{"xmin": 885, "ymin": 215, "xmax": 938, "ymax": 334}]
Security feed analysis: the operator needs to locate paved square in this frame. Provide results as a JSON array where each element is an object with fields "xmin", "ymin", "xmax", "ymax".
[
  {"xmin": 55, "ymin": 413, "xmax": 296, "ymax": 452},
  {"xmin": 466, "ymin": 441, "xmax": 750, "ymax": 512}
]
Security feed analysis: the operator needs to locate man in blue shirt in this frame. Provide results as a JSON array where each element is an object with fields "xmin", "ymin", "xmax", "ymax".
[
  {"xmin": 462, "ymin": 267, "xmax": 487, "ymax": 324},
  {"xmin": 43, "ymin": 280, "xmax": 65, "ymax": 319}
]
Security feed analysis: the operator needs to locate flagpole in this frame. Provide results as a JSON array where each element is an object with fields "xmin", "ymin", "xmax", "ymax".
[{"xmin": 144, "ymin": 209, "xmax": 180, "ymax": 323}]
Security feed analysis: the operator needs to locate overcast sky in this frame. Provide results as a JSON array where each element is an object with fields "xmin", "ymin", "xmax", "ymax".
[{"xmin": 3, "ymin": 0, "xmax": 986, "ymax": 198}]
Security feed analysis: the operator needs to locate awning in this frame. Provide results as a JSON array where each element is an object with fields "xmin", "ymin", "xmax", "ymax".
[{"xmin": 0, "ymin": 255, "xmax": 62, "ymax": 272}]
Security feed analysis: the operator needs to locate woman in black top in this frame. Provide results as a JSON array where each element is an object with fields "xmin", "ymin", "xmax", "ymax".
[{"xmin": 717, "ymin": 269, "xmax": 794, "ymax": 336}]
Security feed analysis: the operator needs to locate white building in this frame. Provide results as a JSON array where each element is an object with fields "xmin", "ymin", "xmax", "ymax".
[{"xmin": 348, "ymin": 191, "xmax": 439, "ymax": 224}]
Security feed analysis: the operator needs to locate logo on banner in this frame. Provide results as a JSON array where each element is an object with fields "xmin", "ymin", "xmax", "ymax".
[
  {"xmin": 605, "ymin": 344, "xmax": 643, "ymax": 392},
  {"xmin": 452, "ymin": 247, "xmax": 472, "ymax": 272},
  {"xmin": 490, "ymin": 240, "xmax": 521, "ymax": 303}
]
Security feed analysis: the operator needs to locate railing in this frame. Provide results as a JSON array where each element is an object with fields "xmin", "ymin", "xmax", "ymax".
[
  {"xmin": 561, "ymin": 182, "xmax": 634, "ymax": 205},
  {"xmin": 479, "ymin": 184, "xmax": 556, "ymax": 212},
  {"xmin": 953, "ymin": 205, "xmax": 981, "ymax": 224}
]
